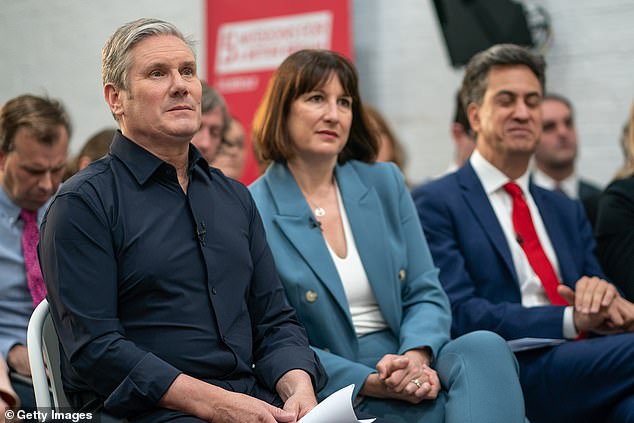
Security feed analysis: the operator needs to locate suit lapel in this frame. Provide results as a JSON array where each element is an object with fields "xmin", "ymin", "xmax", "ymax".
[
  {"xmin": 264, "ymin": 163, "xmax": 352, "ymax": 320},
  {"xmin": 458, "ymin": 163, "xmax": 519, "ymax": 283},
  {"xmin": 530, "ymin": 185, "xmax": 575, "ymax": 285},
  {"xmin": 336, "ymin": 163, "xmax": 400, "ymax": 332}
]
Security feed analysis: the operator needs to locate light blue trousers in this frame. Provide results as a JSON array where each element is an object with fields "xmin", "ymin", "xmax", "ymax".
[{"xmin": 355, "ymin": 330, "xmax": 526, "ymax": 423}]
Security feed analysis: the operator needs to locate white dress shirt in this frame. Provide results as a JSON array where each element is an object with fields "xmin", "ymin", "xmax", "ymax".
[
  {"xmin": 471, "ymin": 151, "xmax": 577, "ymax": 338},
  {"xmin": 532, "ymin": 168, "xmax": 579, "ymax": 199}
]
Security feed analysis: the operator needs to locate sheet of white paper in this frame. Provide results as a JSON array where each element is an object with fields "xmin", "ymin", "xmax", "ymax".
[
  {"xmin": 507, "ymin": 337, "xmax": 566, "ymax": 352},
  {"xmin": 299, "ymin": 384, "xmax": 375, "ymax": 423}
]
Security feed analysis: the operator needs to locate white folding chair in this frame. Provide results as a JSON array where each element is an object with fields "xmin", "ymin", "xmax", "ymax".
[{"xmin": 26, "ymin": 299, "xmax": 70, "ymax": 409}]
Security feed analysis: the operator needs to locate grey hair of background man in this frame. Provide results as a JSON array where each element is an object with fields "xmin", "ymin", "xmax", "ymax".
[
  {"xmin": 459, "ymin": 44, "xmax": 546, "ymax": 111},
  {"xmin": 101, "ymin": 18, "xmax": 197, "ymax": 91},
  {"xmin": 201, "ymin": 81, "xmax": 230, "ymax": 133}
]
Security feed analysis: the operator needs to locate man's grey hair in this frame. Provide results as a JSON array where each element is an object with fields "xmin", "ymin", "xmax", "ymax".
[
  {"xmin": 460, "ymin": 44, "xmax": 546, "ymax": 111},
  {"xmin": 102, "ymin": 18, "xmax": 196, "ymax": 90}
]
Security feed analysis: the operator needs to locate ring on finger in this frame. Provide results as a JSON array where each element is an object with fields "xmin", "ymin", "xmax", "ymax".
[{"xmin": 410, "ymin": 378, "xmax": 422, "ymax": 388}]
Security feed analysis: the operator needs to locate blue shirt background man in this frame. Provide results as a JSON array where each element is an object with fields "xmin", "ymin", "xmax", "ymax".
[{"xmin": 0, "ymin": 94, "xmax": 70, "ymax": 410}]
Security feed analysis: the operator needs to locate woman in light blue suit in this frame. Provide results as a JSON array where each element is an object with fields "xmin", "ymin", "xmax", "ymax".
[{"xmin": 249, "ymin": 49, "xmax": 526, "ymax": 423}]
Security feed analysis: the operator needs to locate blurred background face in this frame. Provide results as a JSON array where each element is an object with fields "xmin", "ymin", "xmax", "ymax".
[
  {"xmin": 535, "ymin": 99, "xmax": 578, "ymax": 169},
  {"xmin": 451, "ymin": 122, "xmax": 476, "ymax": 166},
  {"xmin": 191, "ymin": 106, "xmax": 224, "ymax": 163},
  {"xmin": 372, "ymin": 120, "xmax": 394, "ymax": 163},
  {"xmin": 211, "ymin": 119, "xmax": 245, "ymax": 179},
  {"xmin": 0, "ymin": 126, "xmax": 68, "ymax": 211}
]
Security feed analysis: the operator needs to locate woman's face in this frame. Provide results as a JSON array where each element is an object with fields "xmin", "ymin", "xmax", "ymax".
[{"xmin": 287, "ymin": 73, "xmax": 353, "ymax": 163}]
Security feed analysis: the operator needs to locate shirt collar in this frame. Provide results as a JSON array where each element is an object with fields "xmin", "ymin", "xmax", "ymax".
[
  {"xmin": 470, "ymin": 149, "xmax": 530, "ymax": 195},
  {"xmin": 0, "ymin": 186, "xmax": 21, "ymax": 223},
  {"xmin": 109, "ymin": 131, "xmax": 211, "ymax": 186},
  {"xmin": 532, "ymin": 167, "xmax": 579, "ymax": 198},
  {"xmin": 0, "ymin": 184, "xmax": 53, "ymax": 225}
]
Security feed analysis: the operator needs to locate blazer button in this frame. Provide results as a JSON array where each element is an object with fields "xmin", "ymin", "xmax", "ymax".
[
  {"xmin": 305, "ymin": 290, "xmax": 318, "ymax": 302},
  {"xmin": 399, "ymin": 269, "xmax": 406, "ymax": 281}
]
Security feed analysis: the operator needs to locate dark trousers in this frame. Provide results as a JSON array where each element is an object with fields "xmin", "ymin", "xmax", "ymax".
[{"xmin": 517, "ymin": 332, "xmax": 634, "ymax": 423}]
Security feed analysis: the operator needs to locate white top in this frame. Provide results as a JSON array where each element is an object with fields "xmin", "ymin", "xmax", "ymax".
[
  {"xmin": 325, "ymin": 183, "xmax": 388, "ymax": 337},
  {"xmin": 532, "ymin": 167, "xmax": 579, "ymax": 199},
  {"xmin": 470, "ymin": 151, "xmax": 577, "ymax": 338}
]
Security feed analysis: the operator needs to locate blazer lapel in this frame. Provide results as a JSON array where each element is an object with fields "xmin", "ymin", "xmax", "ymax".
[
  {"xmin": 264, "ymin": 163, "xmax": 352, "ymax": 320},
  {"xmin": 458, "ymin": 163, "xmax": 519, "ymax": 283},
  {"xmin": 530, "ymin": 185, "xmax": 575, "ymax": 285},
  {"xmin": 336, "ymin": 163, "xmax": 400, "ymax": 332}
]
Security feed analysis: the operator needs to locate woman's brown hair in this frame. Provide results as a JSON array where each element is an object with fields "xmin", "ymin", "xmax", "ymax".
[{"xmin": 252, "ymin": 49, "xmax": 378, "ymax": 164}]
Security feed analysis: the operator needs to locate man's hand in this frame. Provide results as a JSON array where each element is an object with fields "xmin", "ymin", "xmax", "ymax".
[
  {"xmin": 7, "ymin": 345, "xmax": 30, "ymax": 377},
  {"xmin": 569, "ymin": 276, "xmax": 617, "ymax": 314},
  {"xmin": 275, "ymin": 369, "xmax": 317, "ymax": 421},
  {"xmin": 160, "ymin": 373, "xmax": 296, "ymax": 423},
  {"xmin": 558, "ymin": 278, "xmax": 628, "ymax": 333},
  {"xmin": 209, "ymin": 391, "xmax": 297, "ymax": 423}
]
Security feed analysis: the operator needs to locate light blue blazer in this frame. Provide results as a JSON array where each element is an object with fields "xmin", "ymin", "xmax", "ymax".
[{"xmin": 249, "ymin": 160, "xmax": 451, "ymax": 399}]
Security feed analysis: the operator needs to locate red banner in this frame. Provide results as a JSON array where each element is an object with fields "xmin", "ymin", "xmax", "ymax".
[{"xmin": 206, "ymin": 0, "xmax": 352, "ymax": 184}]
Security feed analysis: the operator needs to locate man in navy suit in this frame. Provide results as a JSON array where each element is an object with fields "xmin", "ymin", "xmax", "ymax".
[{"xmin": 412, "ymin": 44, "xmax": 634, "ymax": 423}]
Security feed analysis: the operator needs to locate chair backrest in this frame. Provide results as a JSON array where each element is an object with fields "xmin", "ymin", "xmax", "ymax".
[{"xmin": 27, "ymin": 299, "xmax": 71, "ymax": 409}]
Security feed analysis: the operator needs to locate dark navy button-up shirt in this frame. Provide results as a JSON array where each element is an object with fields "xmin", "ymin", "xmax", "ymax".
[{"xmin": 39, "ymin": 132, "xmax": 325, "ymax": 418}]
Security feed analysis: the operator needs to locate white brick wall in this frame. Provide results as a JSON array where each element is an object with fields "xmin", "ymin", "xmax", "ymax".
[
  {"xmin": 1, "ymin": 0, "xmax": 632, "ymax": 187},
  {"xmin": 0, "ymin": 1, "xmax": 205, "ymax": 156},
  {"xmin": 353, "ymin": 0, "xmax": 634, "ymax": 186}
]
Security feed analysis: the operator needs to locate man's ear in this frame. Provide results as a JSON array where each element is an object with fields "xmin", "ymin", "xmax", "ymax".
[
  {"xmin": 467, "ymin": 102, "xmax": 481, "ymax": 134},
  {"xmin": 104, "ymin": 84, "xmax": 124, "ymax": 118}
]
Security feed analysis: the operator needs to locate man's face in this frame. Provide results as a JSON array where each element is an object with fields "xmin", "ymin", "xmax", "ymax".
[
  {"xmin": 107, "ymin": 35, "xmax": 202, "ymax": 147},
  {"xmin": 211, "ymin": 119, "xmax": 245, "ymax": 179},
  {"xmin": 0, "ymin": 126, "xmax": 68, "ymax": 211},
  {"xmin": 534, "ymin": 99, "xmax": 578, "ymax": 169},
  {"xmin": 470, "ymin": 65, "xmax": 543, "ymax": 165},
  {"xmin": 191, "ymin": 106, "xmax": 224, "ymax": 163}
]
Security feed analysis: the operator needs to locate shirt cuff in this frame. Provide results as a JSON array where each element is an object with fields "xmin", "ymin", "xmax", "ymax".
[
  {"xmin": 103, "ymin": 352, "xmax": 182, "ymax": 417},
  {"xmin": 562, "ymin": 306, "xmax": 578, "ymax": 339}
]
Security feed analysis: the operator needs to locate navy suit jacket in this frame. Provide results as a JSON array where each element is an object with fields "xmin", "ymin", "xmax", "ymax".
[
  {"xmin": 412, "ymin": 162, "xmax": 605, "ymax": 340},
  {"xmin": 250, "ymin": 161, "xmax": 451, "ymax": 399}
]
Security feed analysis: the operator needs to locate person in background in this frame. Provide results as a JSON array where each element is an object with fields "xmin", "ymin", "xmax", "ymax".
[
  {"xmin": 532, "ymin": 94, "xmax": 602, "ymax": 225},
  {"xmin": 445, "ymin": 91, "xmax": 476, "ymax": 175},
  {"xmin": 364, "ymin": 105, "xmax": 406, "ymax": 173},
  {"xmin": 210, "ymin": 116, "xmax": 245, "ymax": 180},
  {"xmin": 0, "ymin": 94, "xmax": 70, "ymax": 411},
  {"xmin": 414, "ymin": 43, "xmax": 634, "ymax": 423},
  {"xmin": 250, "ymin": 48, "xmax": 526, "ymax": 423},
  {"xmin": 615, "ymin": 120, "xmax": 631, "ymax": 179},
  {"xmin": 63, "ymin": 127, "xmax": 115, "ymax": 180},
  {"xmin": 0, "ymin": 355, "xmax": 20, "ymax": 421},
  {"xmin": 190, "ymin": 81, "xmax": 229, "ymax": 164},
  {"xmin": 39, "ymin": 18, "xmax": 324, "ymax": 423},
  {"xmin": 596, "ymin": 101, "xmax": 634, "ymax": 301}
]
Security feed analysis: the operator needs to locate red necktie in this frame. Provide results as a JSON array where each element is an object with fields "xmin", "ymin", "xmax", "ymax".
[
  {"xmin": 20, "ymin": 209, "xmax": 47, "ymax": 307},
  {"xmin": 503, "ymin": 182, "xmax": 567, "ymax": 305}
]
